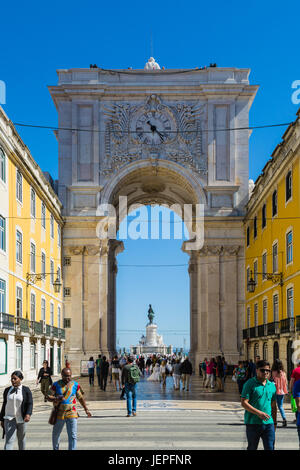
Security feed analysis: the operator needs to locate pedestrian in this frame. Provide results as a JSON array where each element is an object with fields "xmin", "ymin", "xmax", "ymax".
[
  {"xmin": 0, "ymin": 370, "xmax": 33, "ymax": 450},
  {"xmin": 205, "ymin": 358, "xmax": 215, "ymax": 389},
  {"xmin": 292, "ymin": 377, "xmax": 300, "ymax": 448},
  {"xmin": 172, "ymin": 359, "xmax": 181, "ymax": 390},
  {"xmin": 95, "ymin": 354, "xmax": 102, "ymax": 387},
  {"xmin": 234, "ymin": 361, "xmax": 247, "ymax": 395},
  {"xmin": 139, "ymin": 356, "xmax": 145, "ymax": 375},
  {"xmin": 47, "ymin": 367, "xmax": 91, "ymax": 450},
  {"xmin": 216, "ymin": 356, "xmax": 224, "ymax": 392},
  {"xmin": 36, "ymin": 360, "xmax": 52, "ymax": 402},
  {"xmin": 111, "ymin": 355, "xmax": 121, "ymax": 391},
  {"xmin": 289, "ymin": 359, "xmax": 300, "ymax": 423},
  {"xmin": 179, "ymin": 357, "xmax": 193, "ymax": 391},
  {"xmin": 121, "ymin": 357, "xmax": 142, "ymax": 417},
  {"xmin": 100, "ymin": 356, "xmax": 109, "ymax": 391},
  {"xmin": 201, "ymin": 359, "xmax": 207, "ymax": 385},
  {"xmin": 87, "ymin": 357, "xmax": 95, "ymax": 386},
  {"xmin": 241, "ymin": 360, "xmax": 277, "ymax": 450},
  {"xmin": 222, "ymin": 357, "xmax": 227, "ymax": 384},
  {"xmin": 160, "ymin": 360, "xmax": 167, "ymax": 387},
  {"xmin": 271, "ymin": 359, "xmax": 288, "ymax": 427}
]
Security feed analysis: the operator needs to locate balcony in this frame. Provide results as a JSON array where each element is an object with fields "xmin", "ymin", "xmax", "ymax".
[
  {"xmin": 58, "ymin": 328, "xmax": 65, "ymax": 340},
  {"xmin": 0, "ymin": 313, "xmax": 15, "ymax": 331},
  {"xmin": 15, "ymin": 317, "xmax": 30, "ymax": 333},
  {"xmin": 243, "ymin": 318, "xmax": 300, "ymax": 340},
  {"xmin": 30, "ymin": 321, "xmax": 43, "ymax": 336},
  {"xmin": 280, "ymin": 317, "xmax": 295, "ymax": 334},
  {"xmin": 267, "ymin": 322, "xmax": 280, "ymax": 335}
]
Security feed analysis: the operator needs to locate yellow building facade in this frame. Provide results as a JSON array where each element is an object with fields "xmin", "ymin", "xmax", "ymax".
[
  {"xmin": 244, "ymin": 109, "xmax": 300, "ymax": 376},
  {"xmin": 0, "ymin": 106, "xmax": 65, "ymax": 385}
]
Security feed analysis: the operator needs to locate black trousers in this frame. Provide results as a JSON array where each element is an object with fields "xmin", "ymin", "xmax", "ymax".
[{"xmin": 101, "ymin": 374, "xmax": 108, "ymax": 390}]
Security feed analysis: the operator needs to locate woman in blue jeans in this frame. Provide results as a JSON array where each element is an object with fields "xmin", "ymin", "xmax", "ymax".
[{"xmin": 271, "ymin": 359, "xmax": 288, "ymax": 427}]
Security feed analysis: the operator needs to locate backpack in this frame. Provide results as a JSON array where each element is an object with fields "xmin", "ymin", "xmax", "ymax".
[{"xmin": 128, "ymin": 365, "xmax": 140, "ymax": 384}]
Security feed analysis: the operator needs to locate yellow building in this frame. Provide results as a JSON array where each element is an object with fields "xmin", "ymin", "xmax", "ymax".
[
  {"xmin": 244, "ymin": 109, "xmax": 300, "ymax": 376},
  {"xmin": 0, "ymin": 106, "xmax": 65, "ymax": 385}
]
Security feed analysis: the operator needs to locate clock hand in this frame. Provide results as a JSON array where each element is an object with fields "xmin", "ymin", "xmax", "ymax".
[
  {"xmin": 147, "ymin": 121, "xmax": 164, "ymax": 141},
  {"xmin": 146, "ymin": 120, "xmax": 157, "ymax": 134}
]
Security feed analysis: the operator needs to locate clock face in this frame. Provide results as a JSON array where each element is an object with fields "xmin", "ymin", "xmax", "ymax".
[{"xmin": 135, "ymin": 111, "xmax": 175, "ymax": 145}]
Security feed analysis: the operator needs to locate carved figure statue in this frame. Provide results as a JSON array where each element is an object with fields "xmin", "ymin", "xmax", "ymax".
[
  {"xmin": 148, "ymin": 304, "xmax": 155, "ymax": 324},
  {"xmin": 144, "ymin": 57, "xmax": 160, "ymax": 70}
]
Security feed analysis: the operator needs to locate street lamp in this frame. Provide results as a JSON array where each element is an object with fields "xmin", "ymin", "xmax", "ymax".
[{"xmin": 247, "ymin": 270, "xmax": 283, "ymax": 293}]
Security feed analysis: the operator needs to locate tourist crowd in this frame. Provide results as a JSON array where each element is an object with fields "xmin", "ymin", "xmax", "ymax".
[{"xmin": 2, "ymin": 353, "xmax": 300, "ymax": 451}]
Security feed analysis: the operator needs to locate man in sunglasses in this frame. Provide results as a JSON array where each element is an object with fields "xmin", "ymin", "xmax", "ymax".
[{"xmin": 241, "ymin": 360, "xmax": 277, "ymax": 450}]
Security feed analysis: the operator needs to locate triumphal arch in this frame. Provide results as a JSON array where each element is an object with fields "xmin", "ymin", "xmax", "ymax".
[{"xmin": 49, "ymin": 59, "xmax": 258, "ymax": 373}]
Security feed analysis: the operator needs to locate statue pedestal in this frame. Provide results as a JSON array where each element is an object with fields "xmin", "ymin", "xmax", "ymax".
[{"xmin": 145, "ymin": 323, "xmax": 159, "ymax": 346}]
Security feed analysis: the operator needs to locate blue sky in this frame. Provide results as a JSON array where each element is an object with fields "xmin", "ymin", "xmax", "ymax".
[{"xmin": 1, "ymin": 0, "xmax": 300, "ymax": 348}]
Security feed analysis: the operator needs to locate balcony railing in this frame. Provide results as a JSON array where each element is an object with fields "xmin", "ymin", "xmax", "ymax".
[
  {"xmin": 2, "ymin": 313, "xmax": 65, "ymax": 339},
  {"xmin": 280, "ymin": 317, "xmax": 295, "ymax": 334},
  {"xmin": 0, "ymin": 313, "xmax": 15, "ymax": 331},
  {"xmin": 31, "ymin": 320, "xmax": 43, "ymax": 336},
  {"xmin": 243, "ymin": 318, "xmax": 300, "ymax": 340},
  {"xmin": 16, "ymin": 317, "xmax": 30, "ymax": 333},
  {"xmin": 267, "ymin": 322, "xmax": 280, "ymax": 335}
]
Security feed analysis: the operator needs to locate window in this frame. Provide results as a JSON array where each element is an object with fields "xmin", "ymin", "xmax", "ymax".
[
  {"xmin": 262, "ymin": 252, "xmax": 267, "ymax": 280},
  {"xmin": 30, "ymin": 188, "xmax": 36, "ymax": 218},
  {"xmin": 246, "ymin": 226, "xmax": 250, "ymax": 247},
  {"xmin": 272, "ymin": 243, "xmax": 278, "ymax": 273},
  {"xmin": 272, "ymin": 190, "xmax": 277, "ymax": 217},
  {"xmin": 64, "ymin": 318, "xmax": 71, "ymax": 328},
  {"xmin": 286, "ymin": 171, "xmax": 292, "ymax": 201},
  {"xmin": 50, "ymin": 214, "xmax": 54, "ymax": 239},
  {"xmin": 286, "ymin": 231, "xmax": 293, "ymax": 264},
  {"xmin": 64, "ymin": 287, "xmax": 71, "ymax": 297},
  {"xmin": 30, "ymin": 343, "xmax": 36, "ymax": 369},
  {"xmin": 15, "ymin": 342, "xmax": 23, "ymax": 370},
  {"xmin": 30, "ymin": 243, "xmax": 36, "ymax": 272},
  {"xmin": 16, "ymin": 230, "xmax": 22, "ymax": 263},
  {"xmin": 287, "ymin": 288, "xmax": 294, "ymax": 318},
  {"xmin": 0, "ymin": 279, "xmax": 6, "ymax": 313},
  {"xmin": 58, "ymin": 305, "xmax": 61, "ymax": 329},
  {"xmin": 263, "ymin": 299, "xmax": 268, "ymax": 324},
  {"xmin": 254, "ymin": 260, "xmax": 258, "ymax": 285},
  {"xmin": 0, "ymin": 148, "xmax": 5, "ymax": 182},
  {"xmin": 30, "ymin": 293, "xmax": 36, "ymax": 321},
  {"xmin": 247, "ymin": 307, "xmax": 251, "ymax": 328},
  {"xmin": 254, "ymin": 304, "xmax": 258, "ymax": 326},
  {"xmin": 50, "ymin": 260, "xmax": 54, "ymax": 285},
  {"xmin": 50, "ymin": 303, "xmax": 54, "ymax": 327},
  {"xmin": 57, "ymin": 266, "xmax": 61, "ymax": 282},
  {"xmin": 64, "ymin": 257, "xmax": 71, "ymax": 266},
  {"xmin": 273, "ymin": 294, "xmax": 279, "ymax": 322},
  {"xmin": 16, "ymin": 169, "xmax": 23, "ymax": 203},
  {"xmin": 0, "ymin": 338, "xmax": 7, "ymax": 374},
  {"xmin": 262, "ymin": 204, "xmax": 266, "ymax": 229},
  {"xmin": 41, "ymin": 298, "xmax": 46, "ymax": 322},
  {"xmin": 263, "ymin": 343, "xmax": 268, "ymax": 361},
  {"xmin": 41, "ymin": 252, "xmax": 46, "ymax": 280},
  {"xmin": 254, "ymin": 216, "xmax": 257, "ymax": 238},
  {"xmin": 41, "ymin": 203, "xmax": 46, "ymax": 229},
  {"xmin": 0, "ymin": 216, "xmax": 5, "ymax": 251},
  {"xmin": 16, "ymin": 286, "xmax": 22, "ymax": 318}
]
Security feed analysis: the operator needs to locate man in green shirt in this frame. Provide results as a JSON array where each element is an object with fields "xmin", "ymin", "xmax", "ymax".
[{"xmin": 241, "ymin": 360, "xmax": 277, "ymax": 450}]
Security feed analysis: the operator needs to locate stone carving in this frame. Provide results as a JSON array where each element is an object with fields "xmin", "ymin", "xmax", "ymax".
[{"xmin": 102, "ymin": 95, "xmax": 207, "ymax": 177}]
